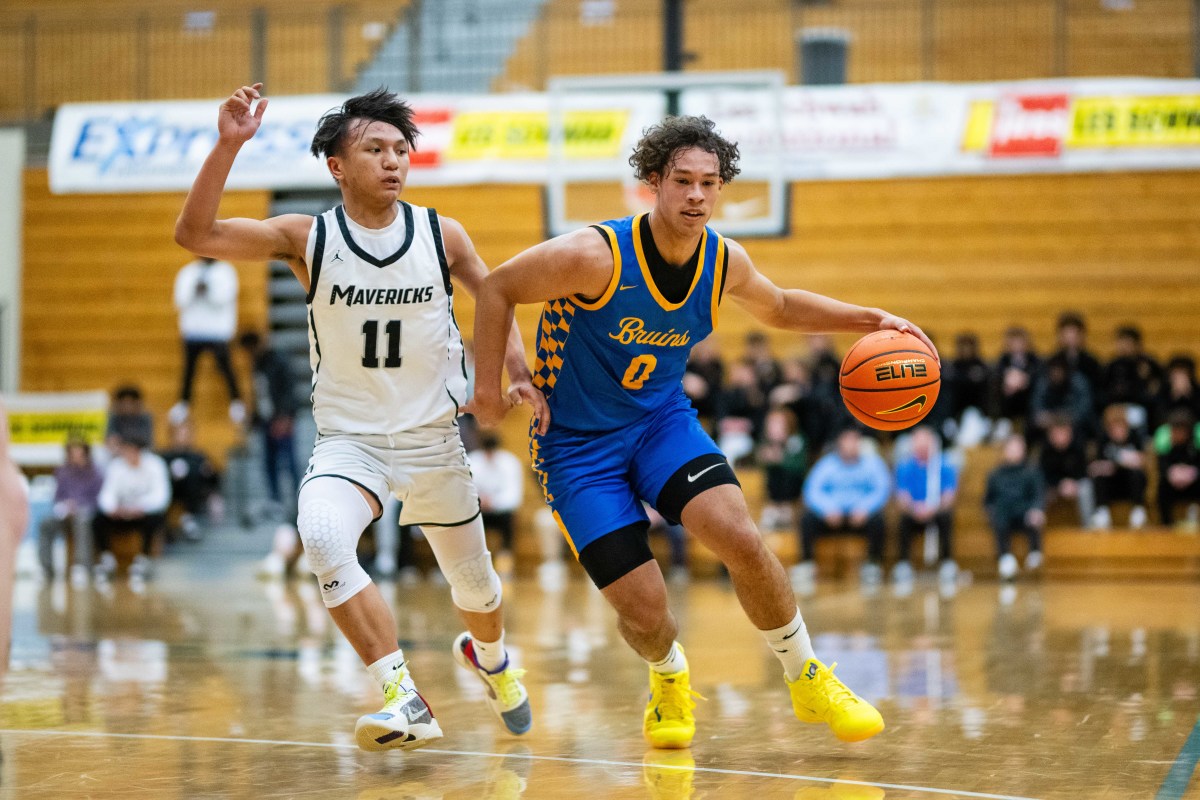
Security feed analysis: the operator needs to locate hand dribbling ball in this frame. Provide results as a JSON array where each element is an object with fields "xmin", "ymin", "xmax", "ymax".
[{"xmin": 839, "ymin": 330, "xmax": 940, "ymax": 431}]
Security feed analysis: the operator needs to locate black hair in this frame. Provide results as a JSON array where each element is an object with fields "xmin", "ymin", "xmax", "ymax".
[
  {"xmin": 310, "ymin": 87, "xmax": 420, "ymax": 160},
  {"xmin": 629, "ymin": 115, "xmax": 741, "ymax": 184},
  {"xmin": 1115, "ymin": 324, "xmax": 1142, "ymax": 343},
  {"xmin": 112, "ymin": 384, "xmax": 142, "ymax": 402},
  {"xmin": 1056, "ymin": 310, "xmax": 1086, "ymax": 332}
]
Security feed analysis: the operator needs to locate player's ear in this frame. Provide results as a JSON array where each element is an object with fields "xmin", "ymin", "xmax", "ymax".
[
  {"xmin": 647, "ymin": 171, "xmax": 661, "ymax": 194},
  {"xmin": 326, "ymin": 155, "xmax": 344, "ymax": 184}
]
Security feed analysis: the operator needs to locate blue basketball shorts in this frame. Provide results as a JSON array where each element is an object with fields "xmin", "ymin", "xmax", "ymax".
[{"xmin": 530, "ymin": 397, "xmax": 726, "ymax": 557}]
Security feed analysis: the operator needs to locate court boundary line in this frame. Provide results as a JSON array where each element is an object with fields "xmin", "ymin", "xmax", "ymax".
[
  {"xmin": 0, "ymin": 727, "xmax": 1041, "ymax": 800},
  {"xmin": 1155, "ymin": 716, "xmax": 1200, "ymax": 800}
]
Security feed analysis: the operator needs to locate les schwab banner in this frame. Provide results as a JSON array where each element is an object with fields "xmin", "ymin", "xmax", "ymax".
[{"xmin": 48, "ymin": 77, "xmax": 1200, "ymax": 193}]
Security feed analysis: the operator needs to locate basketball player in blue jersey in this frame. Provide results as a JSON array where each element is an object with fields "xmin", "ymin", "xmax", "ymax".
[
  {"xmin": 175, "ymin": 84, "xmax": 548, "ymax": 751},
  {"xmin": 473, "ymin": 116, "xmax": 936, "ymax": 749}
]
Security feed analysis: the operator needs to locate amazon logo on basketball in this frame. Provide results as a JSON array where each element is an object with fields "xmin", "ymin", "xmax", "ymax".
[{"xmin": 874, "ymin": 361, "xmax": 928, "ymax": 381}]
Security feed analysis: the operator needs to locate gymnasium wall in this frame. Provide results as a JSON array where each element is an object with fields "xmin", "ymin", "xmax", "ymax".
[
  {"xmin": 20, "ymin": 169, "xmax": 269, "ymax": 460},
  {"xmin": 19, "ymin": 167, "xmax": 1200, "ymax": 465},
  {"xmin": 0, "ymin": 130, "xmax": 24, "ymax": 393}
]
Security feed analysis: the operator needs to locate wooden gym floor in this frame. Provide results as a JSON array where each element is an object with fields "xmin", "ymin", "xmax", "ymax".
[{"xmin": 2, "ymin": 526, "xmax": 1199, "ymax": 800}]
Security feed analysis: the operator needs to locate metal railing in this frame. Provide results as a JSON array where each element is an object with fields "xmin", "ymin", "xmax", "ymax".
[{"xmin": 2, "ymin": 0, "xmax": 1196, "ymax": 124}]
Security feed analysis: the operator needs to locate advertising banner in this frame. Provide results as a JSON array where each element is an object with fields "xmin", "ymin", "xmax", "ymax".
[{"xmin": 48, "ymin": 78, "xmax": 1200, "ymax": 193}]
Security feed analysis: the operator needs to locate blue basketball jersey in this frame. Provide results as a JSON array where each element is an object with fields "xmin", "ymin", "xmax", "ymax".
[{"xmin": 532, "ymin": 214, "xmax": 727, "ymax": 432}]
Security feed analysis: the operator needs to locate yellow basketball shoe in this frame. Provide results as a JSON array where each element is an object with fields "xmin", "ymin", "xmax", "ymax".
[
  {"xmin": 788, "ymin": 659, "xmax": 884, "ymax": 743},
  {"xmin": 643, "ymin": 659, "xmax": 703, "ymax": 749}
]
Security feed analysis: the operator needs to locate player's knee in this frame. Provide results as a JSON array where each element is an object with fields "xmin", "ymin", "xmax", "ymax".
[
  {"xmin": 445, "ymin": 550, "xmax": 503, "ymax": 613},
  {"xmin": 297, "ymin": 480, "xmax": 373, "ymax": 607}
]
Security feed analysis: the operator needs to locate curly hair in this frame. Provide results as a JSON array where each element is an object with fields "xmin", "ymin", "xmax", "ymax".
[
  {"xmin": 628, "ymin": 115, "xmax": 741, "ymax": 184},
  {"xmin": 310, "ymin": 87, "xmax": 419, "ymax": 159}
]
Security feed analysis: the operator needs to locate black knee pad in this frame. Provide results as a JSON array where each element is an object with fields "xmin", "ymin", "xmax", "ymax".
[{"xmin": 655, "ymin": 453, "xmax": 740, "ymax": 525}]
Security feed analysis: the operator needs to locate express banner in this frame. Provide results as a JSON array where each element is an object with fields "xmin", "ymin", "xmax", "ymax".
[
  {"xmin": 48, "ymin": 78, "xmax": 1200, "ymax": 193},
  {"xmin": 3, "ymin": 391, "xmax": 109, "ymax": 467}
]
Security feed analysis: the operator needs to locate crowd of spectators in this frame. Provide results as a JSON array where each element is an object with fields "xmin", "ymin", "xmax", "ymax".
[{"xmin": 684, "ymin": 311, "xmax": 1200, "ymax": 584}]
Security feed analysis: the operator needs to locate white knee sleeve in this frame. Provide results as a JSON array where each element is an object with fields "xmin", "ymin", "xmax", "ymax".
[
  {"xmin": 424, "ymin": 517, "xmax": 503, "ymax": 613},
  {"xmin": 297, "ymin": 478, "xmax": 374, "ymax": 608}
]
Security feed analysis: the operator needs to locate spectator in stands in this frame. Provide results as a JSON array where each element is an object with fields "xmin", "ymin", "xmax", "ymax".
[
  {"xmin": 993, "ymin": 325, "xmax": 1041, "ymax": 437},
  {"xmin": 1030, "ymin": 354, "xmax": 1094, "ymax": 445},
  {"xmin": 646, "ymin": 505, "xmax": 689, "ymax": 585},
  {"xmin": 944, "ymin": 331, "xmax": 993, "ymax": 446},
  {"xmin": 802, "ymin": 335, "xmax": 852, "ymax": 455},
  {"xmin": 892, "ymin": 426, "xmax": 959, "ymax": 586},
  {"xmin": 466, "ymin": 431, "xmax": 525, "ymax": 580},
  {"xmin": 170, "ymin": 256, "xmax": 244, "ymax": 427},
  {"xmin": 1155, "ymin": 409, "xmax": 1200, "ymax": 528},
  {"xmin": 1051, "ymin": 311, "xmax": 1104, "ymax": 408},
  {"xmin": 742, "ymin": 330, "xmax": 783, "ymax": 396},
  {"xmin": 93, "ymin": 430, "xmax": 172, "ymax": 585},
  {"xmin": 238, "ymin": 331, "xmax": 300, "ymax": 511},
  {"xmin": 1087, "ymin": 404, "xmax": 1149, "ymax": 529},
  {"xmin": 157, "ymin": 422, "xmax": 220, "ymax": 541},
  {"xmin": 795, "ymin": 427, "xmax": 890, "ymax": 588},
  {"xmin": 984, "ymin": 434, "xmax": 1045, "ymax": 581},
  {"xmin": 104, "ymin": 385, "xmax": 154, "ymax": 459},
  {"xmin": 682, "ymin": 336, "xmax": 724, "ymax": 428},
  {"xmin": 1155, "ymin": 356, "xmax": 1200, "ymax": 429},
  {"xmin": 37, "ymin": 439, "xmax": 103, "ymax": 587},
  {"xmin": 715, "ymin": 358, "xmax": 768, "ymax": 466},
  {"xmin": 806, "ymin": 333, "xmax": 841, "ymax": 392},
  {"xmin": 1103, "ymin": 325, "xmax": 1162, "ymax": 431},
  {"xmin": 1038, "ymin": 414, "xmax": 1095, "ymax": 527},
  {"xmin": 756, "ymin": 406, "xmax": 807, "ymax": 532}
]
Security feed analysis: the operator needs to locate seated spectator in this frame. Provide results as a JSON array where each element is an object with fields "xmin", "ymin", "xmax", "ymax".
[
  {"xmin": 993, "ymin": 325, "xmax": 1041, "ymax": 437},
  {"xmin": 1155, "ymin": 410, "xmax": 1200, "ymax": 528},
  {"xmin": 715, "ymin": 358, "xmax": 767, "ymax": 466},
  {"xmin": 1087, "ymin": 404, "xmax": 1149, "ymax": 529},
  {"xmin": 892, "ymin": 426, "xmax": 959, "ymax": 586},
  {"xmin": 742, "ymin": 330, "xmax": 783, "ymax": 396},
  {"xmin": 1102, "ymin": 324, "xmax": 1162, "ymax": 431},
  {"xmin": 646, "ymin": 505, "xmax": 689, "ymax": 585},
  {"xmin": 945, "ymin": 331, "xmax": 992, "ymax": 425},
  {"xmin": 795, "ymin": 427, "xmax": 890, "ymax": 587},
  {"xmin": 756, "ymin": 407, "xmax": 807, "ymax": 532},
  {"xmin": 1051, "ymin": 311, "xmax": 1105, "ymax": 411},
  {"xmin": 800, "ymin": 335, "xmax": 852, "ymax": 455},
  {"xmin": 1030, "ymin": 355, "xmax": 1094, "ymax": 445},
  {"xmin": 1038, "ymin": 414, "xmax": 1095, "ymax": 527},
  {"xmin": 37, "ymin": 439, "xmax": 103, "ymax": 587},
  {"xmin": 93, "ymin": 431, "xmax": 171, "ymax": 585},
  {"xmin": 466, "ymin": 431, "xmax": 525, "ymax": 580},
  {"xmin": 683, "ymin": 336, "xmax": 724, "ymax": 428},
  {"xmin": 157, "ymin": 422, "xmax": 220, "ymax": 541},
  {"xmin": 104, "ymin": 385, "xmax": 154, "ymax": 461},
  {"xmin": 239, "ymin": 330, "xmax": 301, "ymax": 513},
  {"xmin": 1155, "ymin": 356, "xmax": 1200, "ymax": 429},
  {"xmin": 985, "ymin": 435, "xmax": 1045, "ymax": 581}
]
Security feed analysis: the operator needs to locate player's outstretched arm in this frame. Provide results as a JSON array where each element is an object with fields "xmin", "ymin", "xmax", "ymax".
[
  {"xmin": 471, "ymin": 229, "xmax": 614, "ymax": 432},
  {"xmin": 439, "ymin": 216, "xmax": 549, "ymax": 428},
  {"xmin": 174, "ymin": 84, "xmax": 310, "ymax": 279},
  {"xmin": 723, "ymin": 240, "xmax": 938, "ymax": 359}
]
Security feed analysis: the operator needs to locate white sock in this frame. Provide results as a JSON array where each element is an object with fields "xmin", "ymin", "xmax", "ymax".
[
  {"xmin": 762, "ymin": 609, "xmax": 817, "ymax": 682},
  {"xmin": 648, "ymin": 642, "xmax": 688, "ymax": 675},
  {"xmin": 471, "ymin": 631, "xmax": 507, "ymax": 673},
  {"xmin": 366, "ymin": 649, "xmax": 413, "ymax": 692}
]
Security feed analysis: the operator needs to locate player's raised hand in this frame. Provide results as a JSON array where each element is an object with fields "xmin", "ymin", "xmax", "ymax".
[
  {"xmin": 878, "ymin": 314, "xmax": 939, "ymax": 362},
  {"xmin": 507, "ymin": 380, "xmax": 551, "ymax": 435},
  {"xmin": 218, "ymin": 83, "xmax": 268, "ymax": 145}
]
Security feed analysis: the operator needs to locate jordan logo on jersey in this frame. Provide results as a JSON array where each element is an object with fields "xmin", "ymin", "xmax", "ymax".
[
  {"xmin": 607, "ymin": 317, "xmax": 692, "ymax": 348},
  {"xmin": 329, "ymin": 284, "xmax": 435, "ymax": 307}
]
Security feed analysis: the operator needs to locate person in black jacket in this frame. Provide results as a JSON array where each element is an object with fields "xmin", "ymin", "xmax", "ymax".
[
  {"xmin": 993, "ymin": 325, "xmax": 1040, "ymax": 436},
  {"xmin": 1038, "ymin": 414, "xmax": 1094, "ymax": 527},
  {"xmin": 1051, "ymin": 311, "xmax": 1104, "ymax": 412},
  {"xmin": 1156, "ymin": 410, "xmax": 1200, "ymax": 527},
  {"xmin": 985, "ymin": 434, "xmax": 1045, "ymax": 581},
  {"xmin": 239, "ymin": 331, "xmax": 300, "ymax": 508}
]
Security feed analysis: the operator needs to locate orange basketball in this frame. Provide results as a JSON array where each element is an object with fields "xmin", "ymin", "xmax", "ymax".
[{"xmin": 839, "ymin": 330, "xmax": 941, "ymax": 431}]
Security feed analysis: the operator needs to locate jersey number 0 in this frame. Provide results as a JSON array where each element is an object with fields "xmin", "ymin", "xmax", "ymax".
[{"xmin": 361, "ymin": 320, "xmax": 402, "ymax": 368}]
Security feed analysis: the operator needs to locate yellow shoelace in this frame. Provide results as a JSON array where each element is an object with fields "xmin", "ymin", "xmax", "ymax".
[
  {"xmin": 655, "ymin": 678, "xmax": 705, "ymax": 720},
  {"xmin": 489, "ymin": 667, "xmax": 527, "ymax": 707},
  {"xmin": 811, "ymin": 662, "xmax": 857, "ymax": 711}
]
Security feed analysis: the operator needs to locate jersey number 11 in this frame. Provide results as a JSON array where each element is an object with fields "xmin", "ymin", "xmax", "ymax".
[{"xmin": 361, "ymin": 320, "xmax": 402, "ymax": 368}]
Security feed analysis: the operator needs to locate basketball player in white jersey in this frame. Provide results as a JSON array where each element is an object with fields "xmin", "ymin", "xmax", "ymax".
[{"xmin": 175, "ymin": 84, "xmax": 546, "ymax": 751}]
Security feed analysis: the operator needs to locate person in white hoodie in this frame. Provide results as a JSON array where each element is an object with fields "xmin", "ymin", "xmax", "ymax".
[
  {"xmin": 93, "ymin": 431, "xmax": 171, "ymax": 584},
  {"xmin": 170, "ymin": 256, "xmax": 244, "ymax": 425}
]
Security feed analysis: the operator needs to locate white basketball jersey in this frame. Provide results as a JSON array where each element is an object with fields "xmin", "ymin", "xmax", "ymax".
[{"xmin": 304, "ymin": 202, "xmax": 468, "ymax": 435}]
